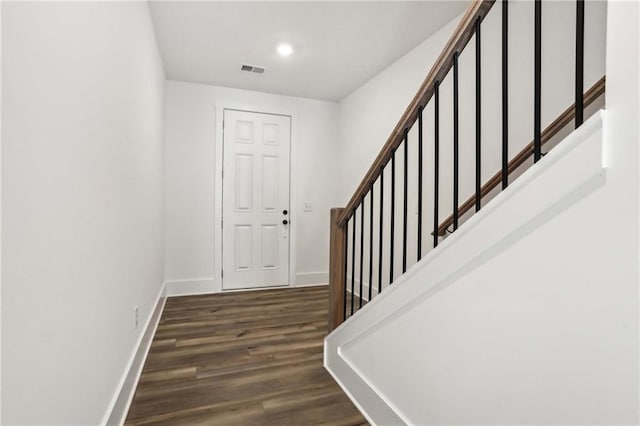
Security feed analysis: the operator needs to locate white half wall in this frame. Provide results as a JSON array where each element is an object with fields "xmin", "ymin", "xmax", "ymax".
[
  {"xmin": 164, "ymin": 80, "xmax": 340, "ymax": 293},
  {"xmin": 1, "ymin": 3, "xmax": 165, "ymax": 424}
]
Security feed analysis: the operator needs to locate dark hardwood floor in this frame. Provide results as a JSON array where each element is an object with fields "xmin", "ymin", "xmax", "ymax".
[{"xmin": 125, "ymin": 285, "xmax": 367, "ymax": 425}]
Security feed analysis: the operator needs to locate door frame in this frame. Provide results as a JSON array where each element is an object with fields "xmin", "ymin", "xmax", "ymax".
[{"xmin": 214, "ymin": 103, "xmax": 298, "ymax": 292}]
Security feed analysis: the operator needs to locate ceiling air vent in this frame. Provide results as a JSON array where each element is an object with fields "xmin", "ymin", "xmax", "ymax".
[{"xmin": 240, "ymin": 64, "xmax": 266, "ymax": 74}]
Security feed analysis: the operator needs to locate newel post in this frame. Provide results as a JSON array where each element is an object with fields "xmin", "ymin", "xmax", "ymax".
[{"xmin": 328, "ymin": 208, "xmax": 347, "ymax": 332}]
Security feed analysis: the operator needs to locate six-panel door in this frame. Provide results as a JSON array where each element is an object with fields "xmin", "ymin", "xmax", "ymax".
[{"xmin": 222, "ymin": 110, "xmax": 291, "ymax": 290}]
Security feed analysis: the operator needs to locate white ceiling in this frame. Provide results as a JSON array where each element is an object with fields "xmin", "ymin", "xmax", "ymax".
[{"xmin": 148, "ymin": 1, "xmax": 469, "ymax": 101}]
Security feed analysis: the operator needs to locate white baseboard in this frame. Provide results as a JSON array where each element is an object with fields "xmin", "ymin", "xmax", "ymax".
[
  {"xmin": 102, "ymin": 282, "xmax": 167, "ymax": 425},
  {"xmin": 166, "ymin": 278, "xmax": 216, "ymax": 296},
  {"xmin": 165, "ymin": 274, "xmax": 325, "ymax": 296},
  {"xmin": 295, "ymin": 271, "xmax": 328, "ymax": 286}
]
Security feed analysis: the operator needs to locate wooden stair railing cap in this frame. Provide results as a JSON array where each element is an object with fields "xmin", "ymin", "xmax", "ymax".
[{"xmin": 337, "ymin": 0, "xmax": 496, "ymax": 228}]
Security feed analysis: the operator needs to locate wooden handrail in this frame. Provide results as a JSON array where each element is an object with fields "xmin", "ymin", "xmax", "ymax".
[
  {"xmin": 338, "ymin": 0, "xmax": 496, "ymax": 227},
  {"xmin": 434, "ymin": 75, "xmax": 605, "ymax": 236}
]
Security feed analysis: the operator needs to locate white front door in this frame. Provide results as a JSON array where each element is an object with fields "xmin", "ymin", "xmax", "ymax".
[{"xmin": 222, "ymin": 109, "xmax": 291, "ymax": 290}]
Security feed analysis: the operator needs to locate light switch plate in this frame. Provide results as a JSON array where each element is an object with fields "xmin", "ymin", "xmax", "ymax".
[{"xmin": 303, "ymin": 202, "xmax": 313, "ymax": 212}]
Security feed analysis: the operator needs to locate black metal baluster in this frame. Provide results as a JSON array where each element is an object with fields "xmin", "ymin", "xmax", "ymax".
[
  {"xmin": 502, "ymin": 0, "xmax": 509, "ymax": 189},
  {"xmin": 433, "ymin": 81, "xmax": 440, "ymax": 248},
  {"xmin": 534, "ymin": 0, "xmax": 542, "ymax": 162},
  {"xmin": 390, "ymin": 150, "xmax": 396, "ymax": 283},
  {"xmin": 476, "ymin": 19, "xmax": 482, "ymax": 212},
  {"xmin": 343, "ymin": 220, "xmax": 349, "ymax": 321},
  {"xmin": 575, "ymin": 0, "xmax": 585, "ymax": 128},
  {"xmin": 368, "ymin": 186, "xmax": 374, "ymax": 301},
  {"xmin": 359, "ymin": 201, "xmax": 364, "ymax": 309},
  {"xmin": 402, "ymin": 130, "xmax": 408, "ymax": 273},
  {"xmin": 453, "ymin": 52, "xmax": 460, "ymax": 231},
  {"xmin": 417, "ymin": 107, "xmax": 423, "ymax": 260},
  {"xmin": 351, "ymin": 211, "xmax": 356, "ymax": 315},
  {"xmin": 378, "ymin": 171, "xmax": 384, "ymax": 294}
]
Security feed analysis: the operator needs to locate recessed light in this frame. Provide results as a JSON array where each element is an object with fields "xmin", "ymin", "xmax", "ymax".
[{"xmin": 277, "ymin": 43, "xmax": 293, "ymax": 57}]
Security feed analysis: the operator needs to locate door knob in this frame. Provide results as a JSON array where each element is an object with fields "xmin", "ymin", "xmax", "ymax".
[
  {"xmin": 283, "ymin": 209, "xmax": 288, "ymax": 215},
  {"xmin": 282, "ymin": 219, "xmax": 289, "ymax": 225}
]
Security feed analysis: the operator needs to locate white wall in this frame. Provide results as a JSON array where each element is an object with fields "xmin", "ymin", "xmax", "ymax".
[
  {"xmin": 1, "ymin": 3, "xmax": 165, "ymax": 425},
  {"xmin": 337, "ymin": 12, "xmax": 457, "ymax": 204},
  {"xmin": 164, "ymin": 80, "xmax": 340, "ymax": 294},
  {"xmin": 163, "ymin": 82, "xmax": 216, "ymax": 292},
  {"xmin": 338, "ymin": 1, "xmax": 607, "ymax": 295},
  {"xmin": 327, "ymin": 1, "xmax": 639, "ymax": 424}
]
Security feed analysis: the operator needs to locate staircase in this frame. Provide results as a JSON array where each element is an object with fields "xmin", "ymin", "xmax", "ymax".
[
  {"xmin": 327, "ymin": 0, "xmax": 605, "ymax": 331},
  {"xmin": 322, "ymin": 0, "xmax": 636, "ymax": 424}
]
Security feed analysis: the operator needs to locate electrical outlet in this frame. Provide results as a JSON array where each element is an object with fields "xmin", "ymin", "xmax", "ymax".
[
  {"xmin": 303, "ymin": 202, "xmax": 313, "ymax": 212},
  {"xmin": 134, "ymin": 306, "xmax": 139, "ymax": 329}
]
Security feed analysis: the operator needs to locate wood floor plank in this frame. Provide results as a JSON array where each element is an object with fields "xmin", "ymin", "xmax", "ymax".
[
  {"xmin": 139, "ymin": 366, "xmax": 197, "ymax": 384},
  {"xmin": 196, "ymin": 351, "xmax": 324, "ymax": 380},
  {"xmin": 127, "ymin": 381, "xmax": 341, "ymax": 425},
  {"xmin": 125, "ymin": 286, "xmax": 367, "ymax": 425}
]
